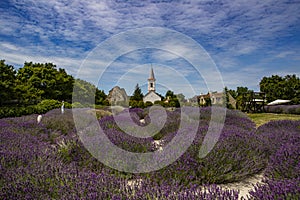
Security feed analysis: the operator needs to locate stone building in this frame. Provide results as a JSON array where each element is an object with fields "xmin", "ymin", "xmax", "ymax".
[
  {"xmin": 198, "ymin": 91, "xmax": 236, "ymax": 108},
  {"xmin": 107, "ymin": 86, "xmax": 128, "ymax": 106},
  {"xmin": 143, "ymin": 68, "xmax": 161, "ymax": 104},
  {"xmin": 198, "ymin": 92, "xmax": 225, "ymax": 106}
]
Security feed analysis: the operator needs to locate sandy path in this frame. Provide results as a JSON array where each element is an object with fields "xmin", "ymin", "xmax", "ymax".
[{"xmin": 219, "ymin": 173, "xmax": 264, "ymax": 199}]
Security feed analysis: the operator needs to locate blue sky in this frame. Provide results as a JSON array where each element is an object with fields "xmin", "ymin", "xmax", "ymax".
[{"xmin": 1, "ymin": 0, "xmax": 299, "ymax": 98}]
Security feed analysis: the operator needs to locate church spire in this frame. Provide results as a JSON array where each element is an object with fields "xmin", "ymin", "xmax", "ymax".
[
  {"xmin": 148, "ymin": 66, "xmax": 155, "ymax": 81},
  {"xmin": 148, "ymin": 66, "xmax": 156, "ymax": 92}
]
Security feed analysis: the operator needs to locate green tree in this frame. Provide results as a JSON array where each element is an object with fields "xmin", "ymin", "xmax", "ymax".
[
  {"xmin": 176, "ymin": 93, "xmax": 185, "ymax": 103},
  {"xmin": 169, "ymin": 99, "xmax": 180, "ymax": 107},
  {"xmin": 227, "ymin": 88, "xmax": 237, "ymax": 99},
  {"xmin": 129, "ymin": 84, "xmax": 144, "ymax": 108},
  {"xmin": 129, "ymin": 100, "xmax": 139, "ymax": 108},
  {"xmin": 165, "ymin": 90, "xmax": 175, "ymax": 99},
  {"xmin": 130, "ymin": 84, "xmax": 144, "ymax": 101},
  {"xmin": 234, "ymin": 87, "xmax": 253, "ymax": 110},
  {"xmin": 164, "ymin": 90, "xmax": 180, "ymax": 107},
  {"xmin": 95, "ymin": 88, "xmax": 107, "ymax": 105},
  {"xmin": 260, "ymin": 74, "xmax": 300, "ymax": 104},
  {"xmin": 236, "ymin": 86, "xmax": 249, "ymax": 96},
  {"xmin": 0, "ymin": 60, "xmax": 16, "ymax": 105},
  {"xmin": 16, "ymin": 62, "xmax": 74, "ymax": 103},
  {"xmin": 73, "ymin": 79, "xmax": 97, "ymax": 105}
]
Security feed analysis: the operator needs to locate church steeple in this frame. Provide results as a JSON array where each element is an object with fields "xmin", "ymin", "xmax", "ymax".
[{"xmin": 148, "ymin": 67, "xmax": 156, "ymax": 92}]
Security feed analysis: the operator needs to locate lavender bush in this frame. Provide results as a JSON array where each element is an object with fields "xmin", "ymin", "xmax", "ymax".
[
  {"xmin": 0, "ymin": 115, "xmax": 238, "ymax": 199},
  {"xmin": 1, "ymin": 107, "xmax": 299, "ymax": 199},
  {"xmin": 247, "ymin": 120, "xmax": 300, "ymax": 199},
  {"xmin": 256, "ymin": 120, "xmax": 300, "ymax": 157},
  {"xmin": 264, "ymin": 104, "xmax": 300, "ymax": 114},
  {"xmin": 248, "ymin": 178, "xmax": 300, "ymax": 200},
  {"xmin": 265, "ymin": 142, "xmax": 300, "ymax": 180},
  {"xmin": 99, "ymin": 107, "xmax": 266, "ymax": 185}
]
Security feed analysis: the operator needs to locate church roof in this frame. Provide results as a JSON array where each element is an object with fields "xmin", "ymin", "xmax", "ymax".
[
  {"xmin": 148, "ymin": 67, "xmax": 155, "ymax": 81},
  {"xmin": 144, "ymin": 90, "xmax": 159, "ymax": 97},
  {"xmin": 143, "ymin": 91, "xmax": 162, "ymax": 103}
]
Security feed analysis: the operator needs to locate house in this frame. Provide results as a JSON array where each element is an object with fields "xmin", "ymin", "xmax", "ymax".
[
  {"xmin": 198, "ymin": 91, "xmax": 237, "ymax": 108},
  {"xmin": 143, "ymin": 67, "xmax": 161, "ymax": 104},
  {"xmin": 198, "ymin": 91, "xmax": 225, "ymax": 106}
]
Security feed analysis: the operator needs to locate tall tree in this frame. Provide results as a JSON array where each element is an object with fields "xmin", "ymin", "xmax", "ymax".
[
  {"xmin": 16, "ymin": 62, "xmax": 74, "ymax": 103},
  {"xmin": 0, "ymin": 60, "xmax": 16, "ymax": 105},
  {"xmin": 234, "ymin": 86, "xmax": 253, "ymax": 110},
  {"xmin": 130, "ymin": 84, "xmax": 144, "ymax": 101},
  {"xmin": 95, "ymin": 88, "xmax": 108, "ymax": 105}
]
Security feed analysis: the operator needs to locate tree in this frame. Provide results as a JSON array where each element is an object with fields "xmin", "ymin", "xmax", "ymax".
[
  {"xmin": 73, "ymin": 79, "xmax": 97, "ymax": 105},
  {"xmin": 260, "ymin": 74, "xmax": 300, "ymax": 104},
  {"xmin": 130, "ymin": 84, "xmax": 144, "ymax": 101},
  {"xmin": 230, "ymin": 86, "xmax": 253, "ymax": 110},
  {"xmin": 164, "ymin": 90, "xmax": 180, "ymax": 107},
  {"xmin": 0, "ymin": 60, "xmax": 16, "ymax": 105},
  {"xmin": 165, "ymin": 90, "xmax": 175, "ymax": 99},
  {"xmin": 95, "ymin": 88, "xmax": 107, "ymax": 105},
  {"xmin": 16, "ymin": 62, "xmax": 74, "ymax": 103},
  {"xmin": 227, "ymin": 88, "xmax": 237, "ymax": 99},
  {"xmin": 236, "ymin": 86, "xmax": 249, "ymax": 96},
  {"xmin": 176, "ymin": 93, "xmax": 185, "ymax": 103},
  {"xmin": 129, "ymin": 84, "xmax": 144, "ymax": 108},
  {"xmin": 0, "ymin": 60, "xmax": 109, "ymax": 107}
]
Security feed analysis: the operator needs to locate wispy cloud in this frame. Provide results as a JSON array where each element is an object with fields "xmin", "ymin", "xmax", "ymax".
[{"xmin": 1, "ymin": 0, "xmax": 299, "ymax": 96}]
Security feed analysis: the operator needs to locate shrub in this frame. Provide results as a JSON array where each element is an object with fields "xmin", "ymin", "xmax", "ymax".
[
  {"xmin": 1, "ymin": 106, "xmax": 298, "ymax": 199},
  {"xmin": 258, "ymin": 120, "xmax": 300, "ymax": 181},
  {"xmin": 72, "ymin": 102, "xmax": 85, "ymax": 108},
  {"xmin": 265, "ymin": 142, "xmax": 300, "ymax": 180},
  {"xmin": 248, "ymin": 178, "xmax": 300, "ymax": 199},
  {"xmin": 144, "ymin": 101, "xmax": 153, "ymax": 107},
  {"xmin": 264, "ymin": 105, "xmax": 300, "ymax": 114},
  {"xmin": 248, "ymin": 120, "xmax": 300, "ymax": 199},
  {"xmin": 64, "ymin": 101, "xmax": 72, "ymax": 109},
  {"xmin": 42, "ymin": 109, "xmax": 75, "ymax": 135},
  {"xmin": 0, "ymin": 100, "xmax": 69, "ymax": 118},
  {"xmin": 56, "ymin": 138, "xmax": 89, "ymax": 164},
  {"xmin": 35, "ymin": 99, "xmax": 61, "ymax": 113},
  {"xmin": 256, "ymin": 120, "xmax": 300, "ymax": 157},
  {"xmin": 100, "ymin": 107, "xmax": 266, "ymax": 185}
]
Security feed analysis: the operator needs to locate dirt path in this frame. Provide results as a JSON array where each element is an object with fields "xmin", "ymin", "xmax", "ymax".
[{"xmin": 219, "ymin": 173, "xmax": 264, "ymax": 199}]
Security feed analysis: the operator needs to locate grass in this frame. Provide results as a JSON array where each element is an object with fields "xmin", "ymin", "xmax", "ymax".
[{"xmin": 247, "ymin": 113, "xmax": 300, "ymax": 127}]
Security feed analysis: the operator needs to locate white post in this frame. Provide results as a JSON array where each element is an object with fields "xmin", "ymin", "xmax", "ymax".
[{"xmin": 61, "ymin": 101, "xmax": 65, "ymax": 114}]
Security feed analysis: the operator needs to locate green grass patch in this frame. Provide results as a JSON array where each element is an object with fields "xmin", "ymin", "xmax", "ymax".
[{"xmin": 247, "ymin": 113, "xmax": 300, "ymax": 127}]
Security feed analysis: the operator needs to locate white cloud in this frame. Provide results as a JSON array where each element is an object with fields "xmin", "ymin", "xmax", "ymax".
[
  {"xmin": 1, "ymin": 0, "xmax": 299, "ymax": 96},
  {"xmin": 275, "ymin": 51, "xmax": 295, "ymax": 58},
  {"xmin": 0, "ymin": 48, "xmax": 81, "ymax": 75},
  {"xmin": 1, "ymin": 43, "xmax": 19, "ymax": 51}
]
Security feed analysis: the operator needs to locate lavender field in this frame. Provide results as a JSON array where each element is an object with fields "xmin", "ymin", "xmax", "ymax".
[{"xmin": 0, "ymin": 107, "xmax": 299, "ymax": 199}]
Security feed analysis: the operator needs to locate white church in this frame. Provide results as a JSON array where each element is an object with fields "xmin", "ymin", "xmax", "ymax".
[{"xmin": 143, "ymin": 68, "xmax": 162, "ymax": 104}]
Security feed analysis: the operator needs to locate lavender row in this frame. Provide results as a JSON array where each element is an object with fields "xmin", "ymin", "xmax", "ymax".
[{"xmin": 1, "ymin": 107, "xmax": 299, "ymax": 199}]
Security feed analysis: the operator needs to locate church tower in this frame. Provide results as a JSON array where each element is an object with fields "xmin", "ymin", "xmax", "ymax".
[
  {"xmin": 143, "ymin": 66, "xmax": 161, "ymax": 104},
  {"xmin": 148, "ymin": 67, "xmax": 156, "ymax": 92}
]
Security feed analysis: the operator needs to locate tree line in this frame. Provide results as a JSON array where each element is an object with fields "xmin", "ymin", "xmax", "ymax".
[
  {"xmin": 1, "ymin": 59, "xmax": 299, "ymax": 111},
  {"xmin": 225, "ymin": 74, "xmax": 300, "ymax": 109},
  {"xmin": 0, "ymin": 60, "xmax": 107, "ymax": 106}
]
